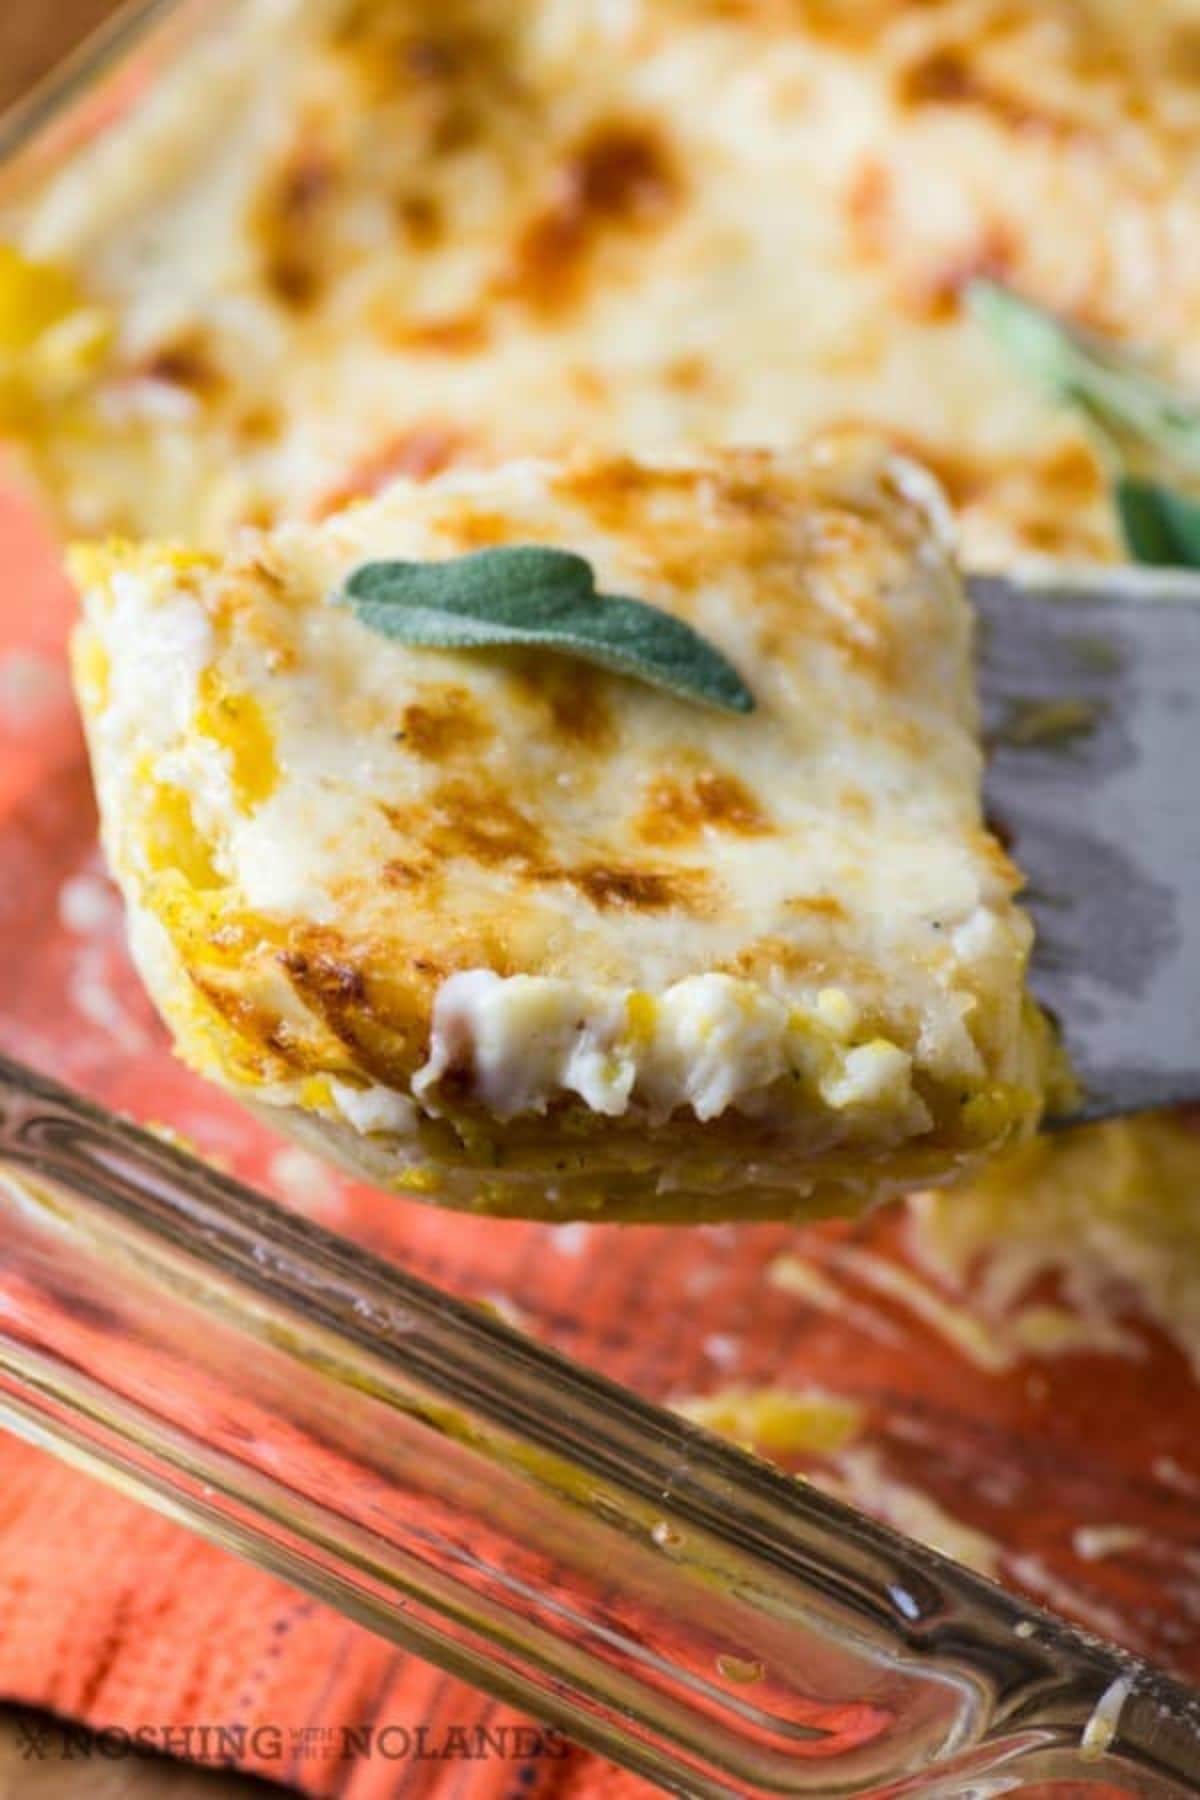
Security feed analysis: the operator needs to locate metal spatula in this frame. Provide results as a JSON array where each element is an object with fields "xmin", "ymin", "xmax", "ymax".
[{"xmin": 972, "ymin": 566, "xmax": 1200, "ymax": 1122}]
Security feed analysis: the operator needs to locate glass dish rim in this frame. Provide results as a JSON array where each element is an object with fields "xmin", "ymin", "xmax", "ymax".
[
  {"xmin": 2, "ymin": 6, "xmax": 1200, "ymax": 1792},
  {"xmin": 0, "ymin": 0, "xmax": 229, "ymax": 199}
]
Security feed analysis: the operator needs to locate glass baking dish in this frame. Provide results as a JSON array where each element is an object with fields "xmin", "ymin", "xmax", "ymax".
[{"xmin": 3, "ymin": 4, "xmax": 1200, "ymax": 1793}]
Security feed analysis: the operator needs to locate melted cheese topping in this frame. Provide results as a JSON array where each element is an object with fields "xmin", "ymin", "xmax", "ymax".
[
  {"xmin": 10, "ymin": 0, "xmax": 1200, "ymax": 558},
  {"xmin": 71, "ymin": 442, "xmax": 1049, "ymax": 1218}
]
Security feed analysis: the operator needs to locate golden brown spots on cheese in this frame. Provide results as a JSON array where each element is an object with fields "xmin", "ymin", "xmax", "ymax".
[
  {"xmin": 897, "ymin": 48, "xmax": 979, "ymax": 108},
  {"xmin": 261, "ymin": 250, "xmax": 321, "ymax": 313},
  {"xmin": 422, "ymin": 778, "xmax": 547, "ymax": 867},
  {"xmin": 637, "ymin": 767, "xmax": 772, "ymax": 846},
  {"xmin": 384, "ymin": 313, "xmax": 491, "ymax": 354},
  {"xmin": 895, "ymin": 47, "xmax": 1077, "ymax": 141},
  {"xmin": 235, "ymin": 403, "xmax": 284, "ymax": 447},
  {"xmin": 785, "ymin": 894, "xmax": 849, "ymax": 922},
  {"xmin": 503, "ymin": 123, "xmax": 680, "ymax": 317},
  {"xmin": 382, "ymin": 857, "xmax": 434, "ymax": 889},
  {"xmin": 510, "ymin": 659, "xmax": 615, "ymax": 752},
  {"xmin": 970, "ymin": 827, "xmax": 1023, "ymax": 890},
  {"xmin": 268, "ymin": 920, "xmax": 524, "ymax": 1094},
  {"xmin": 451, "ymin": 510, "xmax": 521, "ymax": 549},
  {"xmin": 186, "ymin": 971, "xmax": 299, "ymax": 1079},
  {"xmin": 1039, "ymin": 440, "xmax": 1100, "ymax": 500},
  {"xmin": 664, "ymin": 353, "xmax": 714, "ymax": 394},
  {"xmin": 395, "ymin": 191, "xmax": 444, "ymax": 249},
  {"xmin": 551, "ymin": 864, "xmax": 702, "ymax": 914},
  {"xmin": 709, "ymin": 461, "xmax": 795, "ymax": 521},
  {"xmin": 314, "ymin": 425, "xmax": 470, "ymax": 518},
  {"xmin": 332, "ymin": 4, "xmax": 518, "ymax": 150},
  {"xmin": 252, "ymin": 135, "xmax": 341, "ymax": 312},
  {"xmin": 1018, "ymin": 511, "xmax": 1101, "ymax": 559},
  {"xmin": 139, "ymin": 332, "xmax": 223, "ymax": 397},
  {"xmin": 397, "ymin": 686, "xmax": 491, "ymax": 760},
  {"xmin": 554, "ymin": 454, "xmax": 709, "ymax": 537},
  {"xmin": 626, "ymin": 465, "xmax": 806, "ymax": 599},
  {"xmin": 276, "ymin": 943, "xmax": 413, "ymax": 1087},
  {"xmin": 279, "ymin": 945, "xmax": 364, "ymax": 1006},
  {"xmin": 403, "ymin": 35, "xmax": 464, "ymax": 84}
]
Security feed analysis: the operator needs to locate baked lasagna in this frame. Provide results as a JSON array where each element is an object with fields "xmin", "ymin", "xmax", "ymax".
[
  {"xmin": 71, "ymin": 440, "xmax": 1051, "ymax": 1218},
  {"xmin": 5, "ymin": 0, "xmax": 1200, "ymax": 562}
]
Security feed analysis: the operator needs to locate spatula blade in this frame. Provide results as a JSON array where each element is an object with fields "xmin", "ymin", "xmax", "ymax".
[{"xmin": 971, "ymin": 568, "xmax": 1200, "ymax": 1122}]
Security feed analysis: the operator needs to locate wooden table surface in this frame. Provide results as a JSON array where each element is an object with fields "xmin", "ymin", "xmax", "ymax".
[{"xmin": 0, "ymin": 5, "xmax": 305, "ymax": 1794}]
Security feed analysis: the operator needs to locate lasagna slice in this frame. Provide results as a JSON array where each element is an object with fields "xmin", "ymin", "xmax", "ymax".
[{"xmin": 71, "ymin": 439, "xmax": 1052, "ymax": 1220}]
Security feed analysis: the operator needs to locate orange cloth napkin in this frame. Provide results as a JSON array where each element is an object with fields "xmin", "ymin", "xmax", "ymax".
[{"xmin": 2, "ymin": 486, "xmax": 1199, "ymax": 1797}]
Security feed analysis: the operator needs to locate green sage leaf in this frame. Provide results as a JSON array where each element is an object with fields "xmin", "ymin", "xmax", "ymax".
[
  {"xmin": 968, "ymin": 279, "xmax": 1200, "ymax": 470},
  {"xmin": 1114, "ymin": 476, "xmax": 1200, "ymax": 569},
  {"xmin": 969, "ymin": 279, "xmax": 1200, "ymax": 568},
  {"xmin": 339, "ymin": 544, "xmax": 755, "ymax": 714}
]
